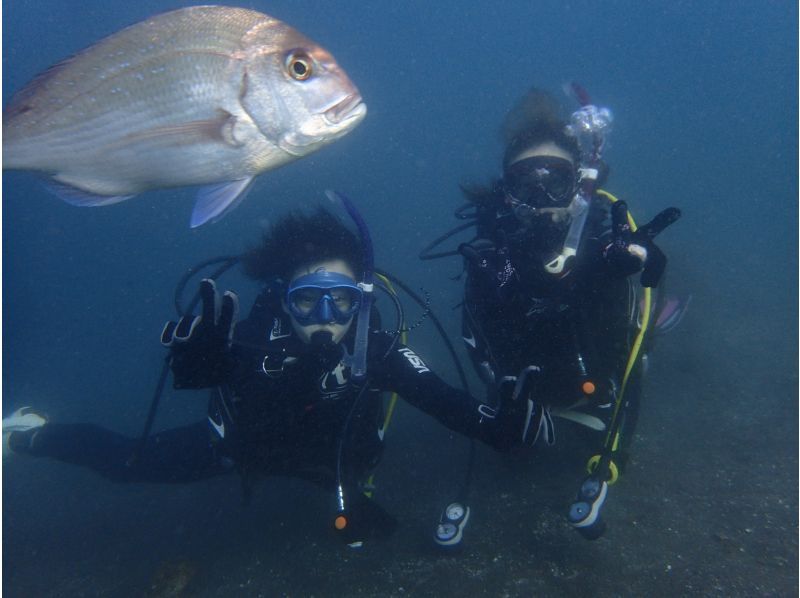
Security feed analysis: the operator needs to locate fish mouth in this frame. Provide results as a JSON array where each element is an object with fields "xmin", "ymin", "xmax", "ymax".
[
  {"xmin": 324, "ymin": 93, "xmax": 367, "ymax": 126},
  {"xmin": 278, "ymin": 93, "xmax": 366, "ymax": 155}
]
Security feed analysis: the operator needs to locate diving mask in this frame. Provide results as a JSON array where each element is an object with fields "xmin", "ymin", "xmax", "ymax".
[
  {"xmin": 504, "ymin": 155, "xmax": 577, "ymax": 214},
  {"xmin": 286, "ymin": 270, "xmax": 362, "ymax": 326}
]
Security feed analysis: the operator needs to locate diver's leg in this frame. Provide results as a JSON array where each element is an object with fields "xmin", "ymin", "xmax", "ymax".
[
  {"xmin": 8, "ymin": 421, "xmax": 229, "ymax": 483},
  {"xmin": 288, "ymin": 427, "xmax": 395, "ymax": 545}
]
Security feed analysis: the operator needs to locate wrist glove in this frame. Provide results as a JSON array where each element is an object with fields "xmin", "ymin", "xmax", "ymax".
[
  {"xmin": 161, "ymin": 278, "xmax": 239, "ymax": 388},
  {"xmin": 604, "ymin": 201, "xmax": 681, "ymax": 287}
]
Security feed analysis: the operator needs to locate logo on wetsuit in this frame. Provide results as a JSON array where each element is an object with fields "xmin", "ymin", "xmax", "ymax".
[
  {"xmin": 319, "ymin": 361, "xmax": 349, "ymax": 400},
  {"xmin": 398, "ymin": 347, "xmax": 430, "ymax": 374}
]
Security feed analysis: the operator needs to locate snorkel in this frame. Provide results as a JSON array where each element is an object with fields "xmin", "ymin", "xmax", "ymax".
[
  {"xmin": 324, "ymin": 190, "xmax": 374, "ymax": 383},
  {"xmin": 544, "ymin": 83, "xmax": 613, "ymax": 276}
]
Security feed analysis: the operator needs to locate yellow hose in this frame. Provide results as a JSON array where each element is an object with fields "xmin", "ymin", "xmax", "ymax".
[
  {"xmin": 365, "ymin": 273, "xmax": 405, "ymax": 495},
  {"xmin": 595, "ymin": 190, "xmax": 652, "ymax": 460},
  {"xmin": 374, "ymin": 273, "xmax": 405, "ymax": 432}
]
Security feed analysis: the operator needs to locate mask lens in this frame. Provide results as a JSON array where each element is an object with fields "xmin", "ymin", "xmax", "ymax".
[
  {"xmin": 329, "ymin": 287, "xmax": 359, "ymax": 314},
  {"xmin": 290, "ymin": 288, "xmax": 323, "ymax": 316},
  {"xmin": 504, "ymin": 156, "xmax": 575, "ymax": 207}
]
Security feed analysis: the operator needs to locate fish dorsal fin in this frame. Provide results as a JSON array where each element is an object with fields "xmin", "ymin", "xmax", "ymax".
[
  {"xmin": 3, "ymin": 54, "xmax": 81, "ymax": 124},
  {"xmin": 190, "ymin": 177, "xmax": 254, "ymax": 227}
]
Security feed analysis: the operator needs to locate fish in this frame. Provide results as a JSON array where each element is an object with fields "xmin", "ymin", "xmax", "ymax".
[{"xmin": 3, "ymin": 6, "xmax": 367, "ymax": 227}]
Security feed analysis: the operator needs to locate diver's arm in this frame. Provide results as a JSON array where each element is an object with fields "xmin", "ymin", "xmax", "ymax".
[
  {"xmin": 374, "ymin": 342, "xmax": 512, "ymax": 450},
  {"xmin": 8, "ymin": 421, "xmax": 231, "ymax": 483}
]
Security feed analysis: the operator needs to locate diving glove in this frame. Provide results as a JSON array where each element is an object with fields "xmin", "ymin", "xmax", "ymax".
[
  {"xmin": 161, "ymin": 278, "xmax": 239, "ymax": 389},
  {"xmin": 604, "ymin": 201, "xmax": 681, "ymax": 287},
  {"xmin": 495, "ymin": 366, "xmax": 555, "ymax": 448}
]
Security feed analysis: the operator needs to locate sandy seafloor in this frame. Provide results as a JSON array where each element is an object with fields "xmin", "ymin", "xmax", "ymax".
[{"xmin": 4, "ymin": 311, "xmax": 797, "ymax": 596}]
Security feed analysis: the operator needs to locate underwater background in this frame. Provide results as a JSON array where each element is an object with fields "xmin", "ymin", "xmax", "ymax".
[{"xmin": 3, "ymin": 1, "xmax": 797, "ymax": 596}]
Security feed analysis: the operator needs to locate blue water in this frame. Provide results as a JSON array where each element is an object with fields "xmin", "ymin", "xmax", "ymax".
[{"xmin": 3, "ymin": 1, "xmax": 797, "ymax": 596}]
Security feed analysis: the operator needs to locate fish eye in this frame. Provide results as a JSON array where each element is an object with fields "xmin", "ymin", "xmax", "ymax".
[{"xmin": 286, "ymin": 52, "xmax": 313, "ymax": 81}]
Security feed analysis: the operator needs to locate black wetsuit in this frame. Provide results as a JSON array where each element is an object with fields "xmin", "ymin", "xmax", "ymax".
[
  {"xmin": 14, "ymin": 290, "xmax": 503, "ymax": 537},
  {"xmin": 460, "ymin": 190, "xmax": 641, "ymax": 444}
]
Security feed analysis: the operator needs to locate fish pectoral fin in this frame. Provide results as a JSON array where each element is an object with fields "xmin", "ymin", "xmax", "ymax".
[
  {"xmin": 122, "ymin": 110, "xmax": 244, "ymax": 148},
  {"xmin": 47, "ymin": 179, "xmax": 134, "ymax": 207},
  {"xmin": 191, "ymin": 177, "xmax": 255, "ymax": 227}
]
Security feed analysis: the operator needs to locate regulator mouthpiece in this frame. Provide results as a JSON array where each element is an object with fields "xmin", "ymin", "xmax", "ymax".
[{"xmin": 310, "ymin": 330, "xmax": 335, "ymax": 347}]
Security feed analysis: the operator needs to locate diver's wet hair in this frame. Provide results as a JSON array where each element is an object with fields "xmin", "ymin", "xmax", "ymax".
[
  {"xmin": 501, "ymin": 88, "xmax": 580, "ymax": 169},
  {"xmin": 242, "ymin": 207, "xmax": 364, "ymax": 283},
  {"xmin": 460, "ymin": 87, "xmax": 580, "ymax": 206}
]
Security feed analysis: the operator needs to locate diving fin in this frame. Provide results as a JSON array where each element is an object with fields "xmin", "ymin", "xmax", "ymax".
[{"xmin": 338, "ymin": 493, "xmax": 398, "ymax": 545}]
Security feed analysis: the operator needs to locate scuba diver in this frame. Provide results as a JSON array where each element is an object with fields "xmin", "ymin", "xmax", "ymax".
[
  {"xmin": 3, "ymin": 197, "xmax": 531, "ymax": 548},
  {"xmin": 420, "ymin": 86, "xmax": 682, "ymax": 538}
]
